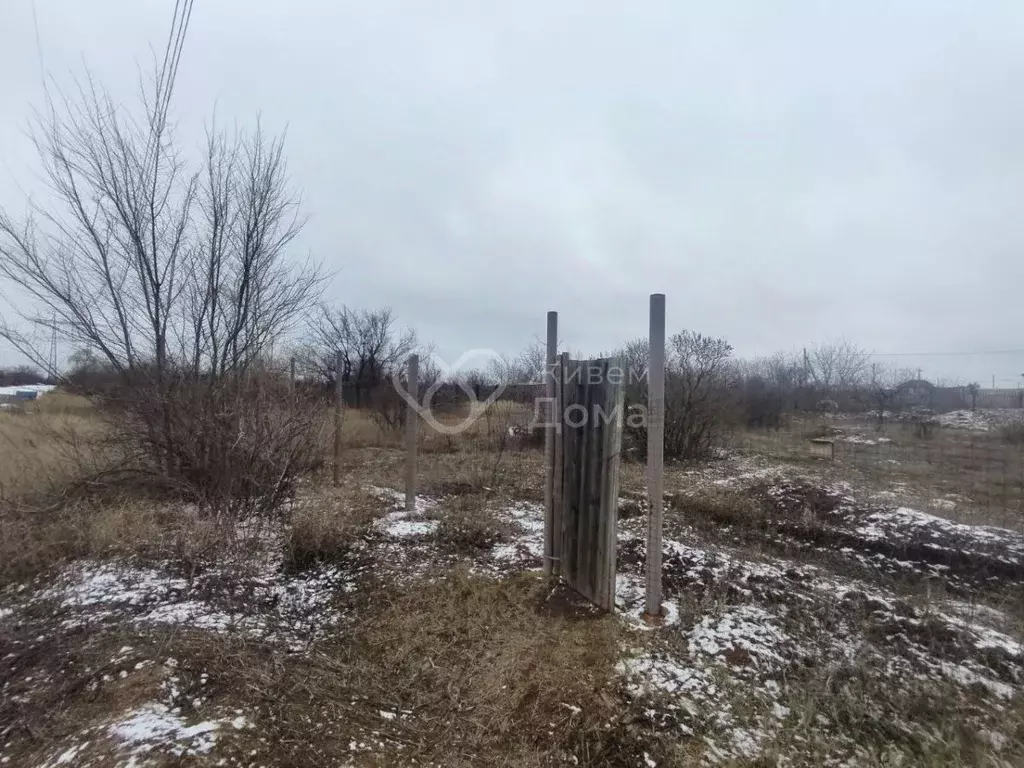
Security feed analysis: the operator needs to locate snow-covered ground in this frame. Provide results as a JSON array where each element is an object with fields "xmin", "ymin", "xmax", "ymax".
[
  {"xmin": 0, "ymin": 384, "xmax": 56, "ymax": 398},
  {"xmin": 2, "ymin": 466, "xmax": 1022, "ymax": 766},
  {"xmin": 938, "ymin": 408, "xmax": 1024, "ymax": 431}
]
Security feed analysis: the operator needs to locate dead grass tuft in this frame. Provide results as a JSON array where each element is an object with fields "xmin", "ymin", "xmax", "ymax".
[
  {"xmin": 759, "ymin": 659, "xmax": 1024, "ymax": 765},
  {"xmin": 435, "ymin": 495, "xmax": 518, "ymax": 553},
  {"xmin": 0, "ymin": 497, "xmax": 164, "ymax": 584},
  {"xmin": 284, "ymin": 485, "xmax": 383, "ymax": 571},
  {"xmin": 1000, "ymin": 423, "xmax": 1024, "ymax": 446}
]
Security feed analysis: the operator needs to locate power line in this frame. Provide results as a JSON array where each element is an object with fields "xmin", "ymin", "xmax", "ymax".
[
  {"xmin": 870, "ymin": 348, "xmax": 1024, "ymax": 357},
  {"xmin": 31, "ymin": 0, "xmax": 46, "ymax": 94}
]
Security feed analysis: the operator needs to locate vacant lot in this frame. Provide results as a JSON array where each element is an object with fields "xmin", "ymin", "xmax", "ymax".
[{"xmin": 0, "ymin": 398, "xmax": 1021, "ymax": 766}]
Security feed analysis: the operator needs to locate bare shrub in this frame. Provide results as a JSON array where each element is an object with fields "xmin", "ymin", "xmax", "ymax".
[
  {"xmin": 111, "ymin": 375, "xmax": 328, "ymax": 519},
  {"xmin": 817, "ymin": 398, "xmax": 839, "ymax": 415},
  {"xmin": 623, "ymin": 331, "xmax": 735, "ymax": 462},
  {"xmin": 912, "ymin": 415, "xmax": 937, "ymax": 440},
  {"xmin": 366, "ymin": 378, "xmax": 408, "ymax": 432}
]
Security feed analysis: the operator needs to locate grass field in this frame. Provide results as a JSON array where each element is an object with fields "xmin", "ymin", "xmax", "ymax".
[{"xmin": 0, "ymin": 394, "xmax": 1022, "ymax": 766}]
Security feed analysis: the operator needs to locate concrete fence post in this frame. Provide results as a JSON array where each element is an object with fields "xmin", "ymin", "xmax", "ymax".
[
  {"xmin": 544, "ymin": 311, "xmax": 558, "ymax": 578},
  {"xmin": 645, "ymin": 293, "xmax": 666, "ymax": 617},
  {"xmin": 405, "ymin": 354, "xmax": 420, "ymax": 512},
  {"xmin": 333, "ymin": 350, "xmax": 343, "ymax": 486}
]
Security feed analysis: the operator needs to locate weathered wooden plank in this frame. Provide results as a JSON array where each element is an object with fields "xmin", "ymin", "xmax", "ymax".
[
  {"xmin": 558, "ymin": 356, "xmax": 623, "ymax": 611},
  {"xmin": 597, "ymin": 359, "xmax": 625, "ymax": 609},
  {"xmin": 576, "ymin": 361, "xmax": 598, "ymax": 600},
  {"xmin": 552, "ymin": 352, "xmax": 568, "ymax": 578},
  {"xmin": 561, "ymin": 360, "xmax": 581, "ymax": 583}
]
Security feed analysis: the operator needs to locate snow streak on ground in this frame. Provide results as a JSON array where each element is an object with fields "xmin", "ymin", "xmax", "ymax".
[
  {"xmin": 35, "ymin": 560, "xmax": 353, "ymax": 652},
  {"xmin": 0, "ymin": 384, "xmax": 56, "ymax": 398},
  {"xmin": 614, "ymin": 525, "xmax": 1023, "ymax": 763},
  {"xmin": 3, "ymin": 462, "xmax": 1023, "ymax": 766},
  {"xmin": 938, "ymin": 408, "xmax": 1024, "ymax": 431},
  {"xmin": 30, "ymin": 654, "xmax": 254, "ymax": 768},
  {"xmin": 367, "ymin": 486, "xmax": 545, "ymax": 581},
  {"xmin": 855, "ymin": 506, "xmax": 1024, "ymax": 563},
  {"xmin": 373, "ymin": 460, "xmax": 1022, "ymax": 764}
]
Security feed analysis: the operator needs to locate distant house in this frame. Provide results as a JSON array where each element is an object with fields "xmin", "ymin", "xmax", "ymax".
[{"xmin": 895, "ymin": 379, "xmax": 934, "ymax": 409}]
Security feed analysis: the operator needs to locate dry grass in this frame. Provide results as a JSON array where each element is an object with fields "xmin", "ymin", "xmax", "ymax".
[
  {"xmin": 285, "ymin": 484, "xmax": 385, "ymax": 570},
  {"xmin": 0, "ymin": 497, "xmax": 165, "ymax": 585},
  {"xmin": 2, "ymin": 570, "xmax": 637, "ymax": 767},
  {"xmin": 339, "ymin": 400, "xmax": 536, "ymax": 453},
  {"xmin": 757, "ymin": 660, "xmax": 1024, "ymax": 766},
  {"xmin": 0, "ymin": 392, "xmax": 107, "ymax": 500},
  {"xmin": 435, "ymin": 493, "xmax": 519, "ymax": 553},
  {"xmin": 202, "ymin": 569, "xmax": 636, "ymax": 767},
  {"xmin": 4, "ymin": 389, "xmax": 1022, "ymax": 766},
  {"xmin": 737, "ymin": 416, "xmax": 1024, "ymax": 528}
]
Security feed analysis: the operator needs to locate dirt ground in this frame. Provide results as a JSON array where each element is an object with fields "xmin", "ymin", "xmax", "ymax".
[{"xmin": 0, "ymin": 405, "xmax": 1022, "ymax": 766}]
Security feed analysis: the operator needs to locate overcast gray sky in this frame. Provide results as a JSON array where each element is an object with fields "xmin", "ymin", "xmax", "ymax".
[{"xmin": 2, "ymin": 1, "xmax": 1024, "ymax": 384}]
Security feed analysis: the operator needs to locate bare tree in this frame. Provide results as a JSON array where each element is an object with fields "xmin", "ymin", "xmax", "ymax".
[
  {"xmin": 0, "ymin": 4, "xmax": 325, "ymax": 514},
  {"xmin": 869, "ymin": 364, "xmax": 918, "ymax": 428},
  {"xmin": 487, "ymin": 339, "xmax": 548, "ymax": 387},
  {"xmin": 736, "ymin": 351, "xmax": 803, "ymax": 428},
  {"xmin": 304, "ymin": 305, "xmax": 418, "ymax": 406},
  {"xmin": 807, "ymin": 339, "xmax": 870, "ymax": 393}
]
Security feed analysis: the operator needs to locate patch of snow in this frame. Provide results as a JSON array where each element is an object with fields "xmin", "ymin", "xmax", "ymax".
[
  {"xmin": 843, "ymin": 434, "xmax": 877, "ymax": 445},
  {"xmin": 689, "ymin": 605, "xmax": 788, "ymax": 669},
  {"xmin": 40, "ymin": 560, "xmax": 348, "ymax": 651},
  {"xmin": 937, "ymin": 662, "xmax": 1017, "ymax": 700},
  {"xmin": 369, "ymin": 486, "xmax": 436, "ymax": 515},
  {"xmin": 937, "ymin": 408, "xmax": 1024, "ymax": 431},
  {"xmin": 111, "ymin": 703, "xmax": 219, "ymax": 756},
  {"xmin": 489, "ymin": 502, "xmax": 544, "ymax": 565},
  {"xmin": 854, "ymin": 506, "xmax": 1023, "ymax": 560},
  {"xmin": 370, "ymin": 489, "xmax": 441, "ymax": 538},
  {"xmin": 378, "ymin": 518, "xmax": 440, "ymax": 538},
  {"xmin": 0, "ymin": 384, "xmax": 56, "ymax": 397}
]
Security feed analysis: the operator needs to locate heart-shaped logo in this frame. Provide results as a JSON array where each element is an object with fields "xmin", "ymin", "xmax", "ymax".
[{"xmin": 393, "ymin": 349, "xmax": 510, "ymax": 435}]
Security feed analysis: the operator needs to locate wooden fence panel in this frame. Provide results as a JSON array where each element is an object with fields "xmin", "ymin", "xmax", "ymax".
[{"xmin": 558, "ymin": 357, "xmax": 624, "ymax": 610}]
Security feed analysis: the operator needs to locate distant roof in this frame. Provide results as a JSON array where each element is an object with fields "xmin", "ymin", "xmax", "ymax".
[{"xmin": 896, "ymin": 379, "xmax": 934, "ymax": 391}]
